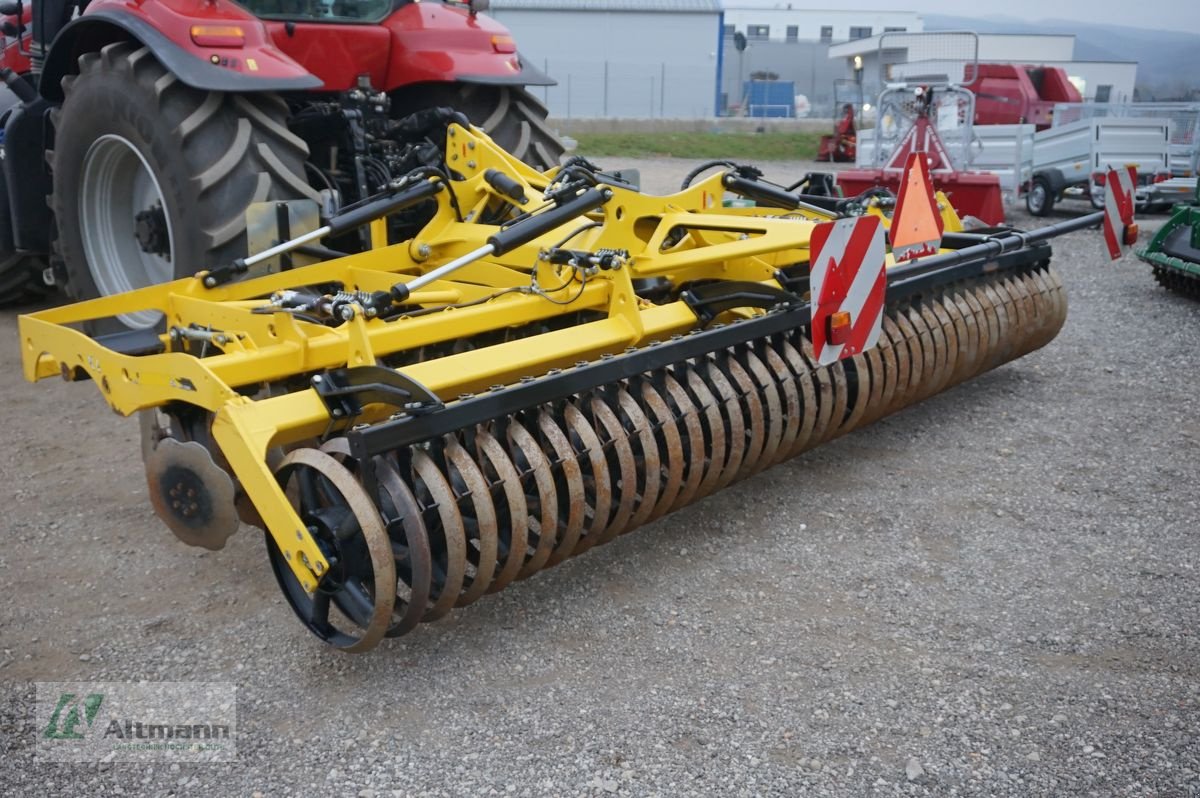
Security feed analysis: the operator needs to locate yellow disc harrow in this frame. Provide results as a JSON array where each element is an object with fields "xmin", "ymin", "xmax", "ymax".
[{"xmin": 19, "ymin": 120, "xmax": 1115, "ymax": 652}]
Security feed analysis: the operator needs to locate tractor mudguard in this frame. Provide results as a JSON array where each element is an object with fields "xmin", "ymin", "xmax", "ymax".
[
  {"xmin": 380, "ymin": 2, "xmax": 554, "ymax": 90},
  {"xmin": 454, "ymin": 57, "xmax": 554, "ymax": 87},
  {"xmin": 39, "ymin": 6, "xmax": 322, "ymax": 103}
]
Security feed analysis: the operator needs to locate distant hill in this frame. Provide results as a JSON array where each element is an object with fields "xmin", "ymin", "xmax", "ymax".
[{"xmin": 925, "ymin": 14, "xmax": 1200, "ymax": 100}]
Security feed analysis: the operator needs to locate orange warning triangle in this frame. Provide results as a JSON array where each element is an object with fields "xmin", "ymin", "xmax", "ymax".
[{"xmin": 890, "ymin": 152, "xmax": 944, "ymax": 263}]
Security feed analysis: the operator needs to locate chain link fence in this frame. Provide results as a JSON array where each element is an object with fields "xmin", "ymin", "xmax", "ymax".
[{"xmin": 533, "ymin": 59, "xmax": 714, "ymax": 119}]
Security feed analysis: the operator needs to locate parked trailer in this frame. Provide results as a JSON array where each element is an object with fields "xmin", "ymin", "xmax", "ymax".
[
  {"xmin": 1053, "ymin": 102, "xmax": 1200, "ymax": 178},
  {"xmin": 1023, "ymin": 117, "xmax": 1171, "ymax": 216}
]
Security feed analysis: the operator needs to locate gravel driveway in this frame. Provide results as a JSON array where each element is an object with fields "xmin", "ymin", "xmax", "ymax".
[{"xmin": 1, "ymin": 156, "xmax": 1196, "ymax": 797}]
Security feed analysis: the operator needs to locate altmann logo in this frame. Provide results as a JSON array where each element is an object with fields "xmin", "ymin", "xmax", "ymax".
[
  {"xmin": 42, "ymin": 692, "xmax": 229, "ymax": 742},
  {"xmin": 37, "ymin": 681, "xmax": 238, "ymax": 762},
  {"xmin": 103, "ymin": 720, "xmax": 230, "ymax": 741},
  {"xmin": 43, "ymin": 693, "xmax": 105, "ymax": 740}
]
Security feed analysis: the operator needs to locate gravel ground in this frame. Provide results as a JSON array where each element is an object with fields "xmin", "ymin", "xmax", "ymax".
[{"xmin": 1, "ymin": 156, "xmax": 1197, "ymax": 797}]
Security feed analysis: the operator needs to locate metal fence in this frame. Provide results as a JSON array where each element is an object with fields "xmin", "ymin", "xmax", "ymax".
[
  {"xmin": 1052, "ymin": 102, "xmax": 1200, "ymax": 175},
  {"xmin": 531, "ymin": 59, "xmax": 714, "ymax": 119}
]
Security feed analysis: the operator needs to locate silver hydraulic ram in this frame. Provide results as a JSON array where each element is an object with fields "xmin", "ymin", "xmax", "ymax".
[
  {"xmin": 387, "ymin": 187, "xmax": 612, "ymax": 303},
  {"xmin": 201, "ymin": 178, "xmax": 446, "ymax": 288}
]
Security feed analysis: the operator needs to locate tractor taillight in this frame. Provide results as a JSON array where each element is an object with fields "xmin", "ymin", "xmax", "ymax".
[
  {"xmin": 191, "ymin": 26, "xmax": 245, "ymax": 48},
  {"xmin": 1092, "ymin": 171, "xmax": 1106, "ymax": 186},
  {"xmin": 1124, "ymin": 224, "xmax": 1139, "ymax": 246},
  {"xmin": 1154, "ymin": 173, "xmax": 1170, "ymax": 184},
  {"xmin": 491, "ymin": 35, "xmax": 516, "ymax": 53}
]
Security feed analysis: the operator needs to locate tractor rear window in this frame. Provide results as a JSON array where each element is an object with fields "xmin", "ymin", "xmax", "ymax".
[{"xmin": 239, "ymin": 0, "xmax": 397, "ymax": 23}]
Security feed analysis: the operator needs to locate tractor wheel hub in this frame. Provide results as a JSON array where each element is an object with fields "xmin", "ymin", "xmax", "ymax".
[{"xmin": 134, "ymin": 203, "xmax": 171, "ymax": 259}]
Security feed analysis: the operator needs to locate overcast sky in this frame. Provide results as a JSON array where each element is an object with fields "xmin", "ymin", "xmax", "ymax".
[{"xmin": 824, "ymin": 0, "xmax": 1200, "ymax": 35}]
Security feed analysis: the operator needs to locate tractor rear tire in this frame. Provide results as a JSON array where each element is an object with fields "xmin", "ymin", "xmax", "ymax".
[
  {"xmin": 50, "ymin": 42, "xmax": 317, "ymax": 329},
  {"xmin": 401, "ymin": 83, "xmax": 564, "ymax": 170},
  {"xmin": 0, "ymin": 254, "xmax": 49, "ymax": 307},
  {"xmin": 0, "ymin": 123, "xmax": 50, "ymax": 307}
]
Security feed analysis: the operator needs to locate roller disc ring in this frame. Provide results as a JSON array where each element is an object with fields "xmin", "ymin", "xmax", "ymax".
[
  {"xmin": 373, "ymin": 455, "xmax": 434, "ymax": 638},
  {"xmin": 268, "ymin": 448, "xmax": 396, "ymax": 653}
]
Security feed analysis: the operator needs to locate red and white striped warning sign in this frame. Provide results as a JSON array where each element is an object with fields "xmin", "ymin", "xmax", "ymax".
[
  {"xmin": 810, "ymin": 215, "xmax": 887, "ymax": 366},
  {"xmin": 1102, "ymin": 165, "xmax": 1137, "ymax": 260}
]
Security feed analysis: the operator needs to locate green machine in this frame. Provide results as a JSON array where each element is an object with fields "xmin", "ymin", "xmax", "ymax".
[{"xmin": 1139, "ymin": 179, "xmax": 1200, "ymax": 298}]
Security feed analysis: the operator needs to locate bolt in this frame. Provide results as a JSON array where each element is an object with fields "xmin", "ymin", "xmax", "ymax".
[
  {"xmin": 417, "ymin": 243, "xmax": 432, "ymax": 259},
  {"xmin": 467, "ymin": 140, "xmax": 475, "ymax": 149},
  {"xmin": 489, "ymin": 384, "xmax": 505, "ymax": 392},
  {"xmin": 520, "ymin": 375, "xmax": 535, "ymax": 383},
  {"xmin": 312, "ymin": 375, "xmax": 324, "ymax": 385},
  {"xmin": 204, "ymin": 276, "xmax": 217, "ymax": 288},
  {"xmin": 575, "ymin": 361, "xmax": 588, "ymax": 368},
  {"xmin": 314, "ymin": 561, "xmax": 324, "ymax": 573},
  {"xmin": 332, "ymin": 408, "xmax": 344, "ymax": 417},
  {"xmin": 467, "ymin": 160, "xmax": 476, "ymax": 169},
  {"xmin": 625, "ymin": 346, "xmax": 637, "ymax": 354}
]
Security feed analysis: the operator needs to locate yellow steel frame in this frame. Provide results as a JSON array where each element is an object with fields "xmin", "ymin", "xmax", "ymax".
[{"xmin": 18, "ymin": 123, "xmax": 962, "ymax": 590}]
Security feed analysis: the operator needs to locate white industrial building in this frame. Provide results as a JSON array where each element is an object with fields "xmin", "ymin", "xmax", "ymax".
[
  {"xmin": 720, "ymin": 4, "xmax": 922, "ymax": 44},
  {"xmin": 488, "ymin": 1, "xmax": 1139, "ymax": 118},
  {"xmin": 489, "ymin": 0, "xmax": 724, "ymax": 119},
  {"xmin": 828, "ymin": 33, "xmax": 1137, "ymax": 103}
]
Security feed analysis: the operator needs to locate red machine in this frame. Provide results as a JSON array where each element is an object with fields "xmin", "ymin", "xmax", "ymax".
[
  {"xmin": 0, "ymin": 0, "xmax": 562, "ymax": 306},
  {"xmin": 837, "ymin": 86, "xmax": 1005, "ymax": 225},
  {"xmin": 817, "ymin": 102, "xmax": 857, "ymax": 162},
  {"xmin": 964, "ymin": 63, "xmax": 1082, "ymax": 130}
]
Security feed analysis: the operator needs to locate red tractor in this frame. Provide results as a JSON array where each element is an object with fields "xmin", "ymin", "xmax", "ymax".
[{"xmin": 0, "ymin": 0, "xmax": 562, "ymax": 311}]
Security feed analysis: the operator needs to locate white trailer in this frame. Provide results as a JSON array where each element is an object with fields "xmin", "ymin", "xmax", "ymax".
[{"xmin": 1015, "ymin": 117, "xmax": 1171, "ymax": 215}]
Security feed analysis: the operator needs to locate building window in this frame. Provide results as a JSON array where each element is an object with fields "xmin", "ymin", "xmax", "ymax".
[
  {"xmin": 723, "ymin": 24, "xmax": 735, "ymax": 36},
  {"xmin": 849, "ymin": 26, "xmax": 872, "ymax": 40},
  {"xmin": 884, "ymin": 26, "xmax": 907, "ymax": 33},
  {"xmin": 819, "ymin": 25, "xmax": 833, "ymax": 43},
  {"xmin": 786, "ymin": 25, "xmax": 799, "ymax": 42},
  {"xmin": 1095, "ymin": 84, "xmax": 1112, "ymax": 102},
  {"xmin": 747, "ymin": 24, "xmax": 770, "ymax": 40}
]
